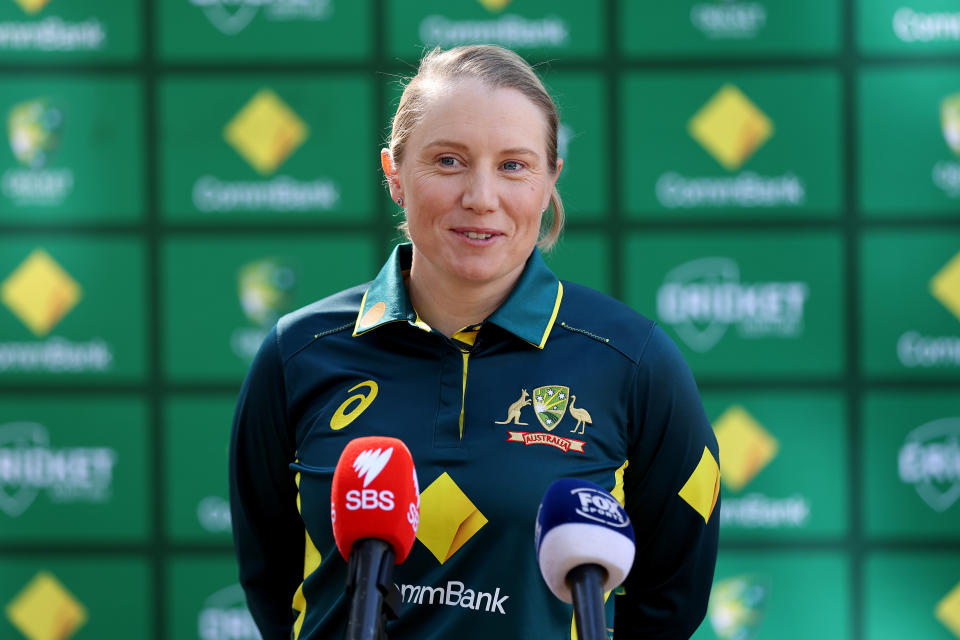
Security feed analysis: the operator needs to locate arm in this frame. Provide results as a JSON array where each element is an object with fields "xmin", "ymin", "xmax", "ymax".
[
  {"xmin": 229, "ymin": 326, "xmax": 305, "ymax": 640},
  {"xmin": 614, "ymin": 325, "xmax": 720, "ymax": 639}
]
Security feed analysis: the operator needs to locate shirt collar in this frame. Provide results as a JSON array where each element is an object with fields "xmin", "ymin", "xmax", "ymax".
[{"xmin": 353, "ymin": 243, "xmax": 563, "ymax": 349}]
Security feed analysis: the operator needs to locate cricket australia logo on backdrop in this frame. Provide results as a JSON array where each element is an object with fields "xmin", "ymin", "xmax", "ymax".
[
  {"xmin": 690, "ymin": 0, "xmax": 768, "ymax": 40},
  {"xmin": 198, "ymin": 584, "xmax": 261, "ymax": 640},
  {"xmin": 707, "ymin": 574, "xmax": 769, "ymax": 640},
  {"xmin": 230, "ymin": 257, "xmax": 298, "ymax": 361},
  {"xmin": 933, "ymin": 92, "xmax": 960, "ymax": 199},
  {"xmin": 189, "ymin": 0, "xmax": 333, "ymax": 36},
  {"xmin": 0, "ymin": 422, "xmax": 117, "ymax": 518},
  {"xmin": 657, "ymin": 257, "xmax": 809, "ymax": 352},
  {"xmin": 496, "ymin": 387, "xmax": 591, "ymax": 453},
  {"xmin": 898, "ymin": 417, "xmax": 960, "ymax": 513},
  {"xmin": 3, "ymin": 98, "xmax": 74, "ymax": 206}
]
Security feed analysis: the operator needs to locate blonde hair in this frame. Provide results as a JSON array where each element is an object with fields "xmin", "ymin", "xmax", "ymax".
[{"xmin": 386, "ymin": 45, "xmax": 565, "ymax": 250}]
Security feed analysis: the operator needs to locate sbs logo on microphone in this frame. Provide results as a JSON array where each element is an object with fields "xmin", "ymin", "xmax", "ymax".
[
  {"xmin": 572, "ymin": 487, "xmax": 630, "ymax": 528},
  {"xmin": 407, "ymin": 467, "xmax": 420, "ymax": 533},
  {"xmin": 345, "ymin": 446, "xmax": 395, "ymax": 512}
]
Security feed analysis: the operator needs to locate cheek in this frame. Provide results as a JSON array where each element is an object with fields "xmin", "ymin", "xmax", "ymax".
[{"xmin": 410, "ymin": 177, "xmax": 460, "ymax": 212}]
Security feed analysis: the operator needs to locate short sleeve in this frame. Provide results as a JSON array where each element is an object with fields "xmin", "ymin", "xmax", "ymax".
[
  {"xmin": 614, "ymin": 325, "xmax": 720, "ymax": 639},
  {"xmin": 229, "ymin": 326, "xmax": 304, "ymax": 640}
]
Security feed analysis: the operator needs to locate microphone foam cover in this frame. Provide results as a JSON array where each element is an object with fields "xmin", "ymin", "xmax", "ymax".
[
  {"xmin": 535, "ymin": 478, "xmax": 635, "ymax": 603},
  {"xmin": 331, "ymin": 436, "xmax": 420, "ymax": 564}
]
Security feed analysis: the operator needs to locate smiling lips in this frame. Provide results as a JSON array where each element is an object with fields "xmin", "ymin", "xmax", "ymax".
[{"xmin": 455, "ymin": 228, "xmax": 500, "ymax": 242}]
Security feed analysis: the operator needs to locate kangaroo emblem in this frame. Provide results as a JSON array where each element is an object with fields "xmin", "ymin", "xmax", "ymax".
[
  {"xmin": 568, "ymin": 395, "xmax": 593, "ymax": 435},
  {"xmin": 495, "ymin": 389, "xmax": 530, "ymax": 425}
]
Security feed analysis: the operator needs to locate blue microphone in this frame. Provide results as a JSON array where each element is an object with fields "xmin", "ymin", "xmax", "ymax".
[{"xmin": 535, "ymin": 478, "xmax": 636, "ymax": 640}]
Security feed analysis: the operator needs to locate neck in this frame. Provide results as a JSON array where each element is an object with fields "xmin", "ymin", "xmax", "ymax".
[{"xmin": 407, "ymin": 256, "xmax": 521, "ymax": 338}]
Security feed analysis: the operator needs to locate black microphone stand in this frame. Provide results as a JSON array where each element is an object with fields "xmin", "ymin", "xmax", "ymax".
[
  {"xmin": 344, "ymin": 538, "xmax": 401, "ymax": 640},
  {"xmin": 568, "ymin": 563, "xmax": 607, "ymax": 640}
]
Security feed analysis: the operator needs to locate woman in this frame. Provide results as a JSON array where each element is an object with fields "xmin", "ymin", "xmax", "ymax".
[{"xmin": 230, "ymin": 44, "xmax": 720, "ymax": 639}]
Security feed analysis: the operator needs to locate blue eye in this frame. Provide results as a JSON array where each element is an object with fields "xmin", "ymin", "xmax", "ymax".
[
  {"xmin": 439, "ymin": 157, "xmax": 457, "ymax": 167},
  {"xmin": 502, "ymin": 161, "xmax": 522, "ymax": 171}
]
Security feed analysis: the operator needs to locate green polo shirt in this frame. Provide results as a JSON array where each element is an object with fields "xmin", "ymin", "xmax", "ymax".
[{"xmin": 230, "ymin": 243, "xmax": 720, "ymax": 639}]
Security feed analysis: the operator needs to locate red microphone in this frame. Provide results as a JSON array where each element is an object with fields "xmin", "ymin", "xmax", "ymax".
[{"xmin": 331, "ymin": 437, "xmax": 419, "ymax": 640}]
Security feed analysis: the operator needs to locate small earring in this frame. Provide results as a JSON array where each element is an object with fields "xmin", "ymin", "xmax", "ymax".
[{"xmin": 397, "ymin": 197, "xmax": 403, "ymax": 207}]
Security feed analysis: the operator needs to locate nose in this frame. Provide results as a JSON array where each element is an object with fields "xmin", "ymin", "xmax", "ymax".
[{"xmin": 460, "ymin": 168, "xmax": 498, "ymax": 215}]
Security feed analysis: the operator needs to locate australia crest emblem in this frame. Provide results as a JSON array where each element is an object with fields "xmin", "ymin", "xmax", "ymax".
[{"xmin": 532, "ymin": 386, "xmax": 568, "ymax": 432}]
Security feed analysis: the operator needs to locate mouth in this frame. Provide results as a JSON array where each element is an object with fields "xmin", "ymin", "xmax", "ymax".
[
  {"xmin": 453, "ymin": 228, "xmax": 501, "ymax": 244},
  {"xmin": 463, "ymin": 231, "xmax": 493, "ymax": 240}
]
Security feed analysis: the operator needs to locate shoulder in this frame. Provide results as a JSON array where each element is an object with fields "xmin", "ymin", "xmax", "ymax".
[
  {"xmin": 274, "ymin": 282, "xmax": 369, "ymax": 363},
  {"xmin": 554, "ymin": 280, "xmax": 670, "ymax": 366}
]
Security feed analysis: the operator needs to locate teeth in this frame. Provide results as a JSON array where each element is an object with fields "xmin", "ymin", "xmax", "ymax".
[{"xmin": 464, "ymin": 231, "xmax": 492, "ymax": 240}]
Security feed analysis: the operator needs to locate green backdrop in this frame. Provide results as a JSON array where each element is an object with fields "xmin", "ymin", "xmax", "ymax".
[{"xmin": 1, "ymin": 0, "xmax": 959, "ymax": 639}]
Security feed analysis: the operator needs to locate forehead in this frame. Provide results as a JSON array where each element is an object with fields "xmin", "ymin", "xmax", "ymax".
[{"xmin": 410, "ymin": 78, "xmax": 549, "ymax": 152}]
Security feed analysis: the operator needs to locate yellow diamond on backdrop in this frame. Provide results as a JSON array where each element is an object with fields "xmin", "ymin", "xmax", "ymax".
[
  {"xmin": 688, "ymin": 84, "xmax": 773, "ymax": 171},
  {"xmin": 931, "ymin": 251, "xmax": 960, "ymax": 322},
  {"xmin": 942, "ymin": 93, "xmax": 960, "ymax": 155},
  {"xmin": 1, "ymin": 248, "xmax": 82, "ymax": 337},
  {"xmin": 5, "ymin": 571, "xmax": 88, "ymax": 640},
  {"xmin": 936, "ymin": 580, "xmax": 960, "ymax": 638},
  {"xmin": 477, "ymin": 0, "xmax": 512, "ymax": 11},
  {"xmin": 223, "ymin": 89, "xmax": 308, "ymax": 175},
  {"xmin": 713, "ymin": 405, "xmax": 779, "ymax": 492},
  {"xmin": 417, "ymin": 472, "xmax": 488, "ymax": 564},
  {"xmin": 12, "ymin": 0, "xmax": 50, "ymax": 15}
]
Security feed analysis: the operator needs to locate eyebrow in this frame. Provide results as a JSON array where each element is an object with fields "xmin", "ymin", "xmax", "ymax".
[{"xmin": 423, "ymin": 139, "xmax": 541, "ymax": 158}]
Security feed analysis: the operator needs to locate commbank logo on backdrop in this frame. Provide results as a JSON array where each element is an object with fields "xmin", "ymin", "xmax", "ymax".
[
  {"xmin": 3, "ymin": 98, "xmax": 74, "ymax": 206},
  {"xmin": 934, "ymin": 93, "xmax": 960, "ymax": 198},
  {"xmin": 477, "ymin": 0, "xmax": 511, "ymax": 11},
  {"xmin": 0, "ymin": 248, "xmax": 114, "ymax": 374},
  {"xmin": 419, "ymin": 1, "xmax": 570, "ymax": 50},
  {"xmin": 198, "ymin": 583, "xmax": 262, "ymax": 640},
  {"xmin": 0, "ymin": 0, "xmax": 105, "ymax": 52},
  {"xmin": 893, "ymin": 8, "xmax": 960, "ymax": 44},
  {"xmin": 656, "ymin": 257, "xmax": 809, "ymax": 352},
  {"xmin": 231, "ymin": 257, "xmax": 297, "ymax": 360},
  {"xmin": 5, "ymin": 571, "xmax": 88, "ymax": 640},
  {"xmin": 0, "ymin": 421, "xmax": 118, "ymax": 517},
  {"xmin": 417, "ymin": 472, "xmax": 487, "ymax": 564},
  {"xmin": 1, "ymin": 248, "xmax": 80, "ymax": 337},
  {"xmin": 896, "ymin": 253, "xmax": 960, "ymax": 369},
  {"xmin": 190, "ymin": 0, "xmax": 333, "ymax": 36},
  {"xmin": 931, "ymin": 251, "xmax": 960, "ymax": 322},
  {"xmin": 656, "ymin": 84, "xmax": 805, "ymax": 209},
  {"xmin": 707, "ymin": 574, "xmax": 769, "ymax": 640},
  {"xmin": 714, "ymin": 406, "xmax": 777, "ymax": 492},
  {"xmin": 713, "ymin": 405, "xmax": 810, "ymax": 528},
  {"xmin": 690, "ymin": 1, "xmax": 767, "ymax": 40},
  {"xmin": 689, "ymin": 84, "xmax": 772, "ymax": 171},
  {"xmin": 224, "ymin": 89, "xmax": 308, "ymax": 175},
  {"xmin": 11, "ymin": 0, "xmax": 48, "ymax": 16},
  {"xmin": 192, "ymin": 89, "xmax": 339, "ymax": 213},
  {"xmin": 937, "ymin": 580, "xmax": 960, "ymax": 638},
  {"xmin": 898, "ymin": 417, "xmax": 960, "ymax": 513}
]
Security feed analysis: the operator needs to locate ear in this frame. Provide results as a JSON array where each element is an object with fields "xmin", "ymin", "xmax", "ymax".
[
  {"xmin": 543, "ymin": 157, "xmax": 563, "ymax": 211},
  {"xmin": 381, "ymin": 148, "xmax": 402, "ymax": 203}
]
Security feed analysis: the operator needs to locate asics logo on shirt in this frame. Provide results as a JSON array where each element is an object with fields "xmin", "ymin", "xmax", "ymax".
[{"xmin": 330, "ymin": 380, "xmax": 378, "ymax": 430}]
